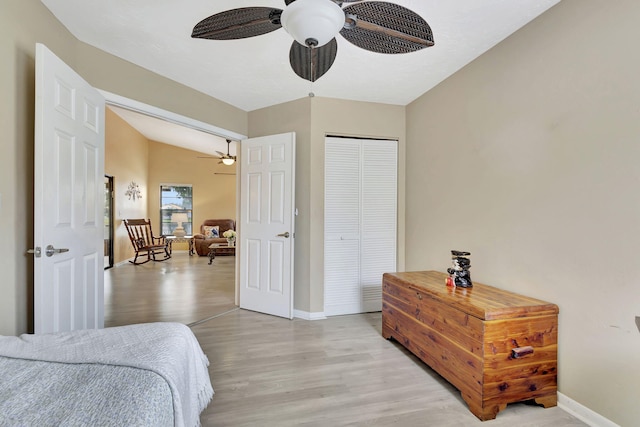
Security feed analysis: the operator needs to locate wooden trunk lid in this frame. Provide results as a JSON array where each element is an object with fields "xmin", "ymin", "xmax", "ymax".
[{"xmin": 383, "ymin": 271, "xmax": 558, "ymax": 321}]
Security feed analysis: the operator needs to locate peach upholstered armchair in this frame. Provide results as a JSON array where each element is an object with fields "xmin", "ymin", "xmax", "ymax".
[{"xmin": 193, "ymin": 219, "xmax": 235, "ymax": 256}]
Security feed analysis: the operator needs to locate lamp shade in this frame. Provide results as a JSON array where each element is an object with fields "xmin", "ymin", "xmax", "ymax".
[
  {"xmin": 171, "ymin": 212, "xmax": 188, "ymax": 225},
  {"xmin": 281, "ymin": 0, "xmax": 345, "ymax": 47},
  {"xmin": 221, "ymin": 157, "xmax": 235, "ymax": 166}
]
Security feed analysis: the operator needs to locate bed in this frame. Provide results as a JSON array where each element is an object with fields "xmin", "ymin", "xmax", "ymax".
[{"xmin": 0, "ymin": 322, "xmax": 213, "ymax": 426}]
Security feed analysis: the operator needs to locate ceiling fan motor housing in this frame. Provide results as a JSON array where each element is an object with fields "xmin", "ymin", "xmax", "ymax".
[{"xmin": 281, "ymin": 0, "xmax": 345, "ymax": 47}]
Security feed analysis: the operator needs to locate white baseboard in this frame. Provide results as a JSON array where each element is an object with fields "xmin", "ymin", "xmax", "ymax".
[
  {"xmin": 558, "ymin": 392, "xmax": 619, "ymax": 427},
  {"xmin": 293, "ymin": 310, "xmax": 326, "ymax": 321}
]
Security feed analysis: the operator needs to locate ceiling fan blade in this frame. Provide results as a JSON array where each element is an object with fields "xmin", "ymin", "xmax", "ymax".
[
  {"xmin": 192, "ymin": 7, "xmax": 283, "ymax": 40},
  {"xmin": 340, "ymin": 2, "xmax": 434, "ymax": 54},
  {"xmin": 289, "ymin": 39, "xmax": 338, "ymax": 82},
  {"xmin": 285, "ymin": 0, "xmax": 357, "ymax": 7},
  {"xmin": 215, "ymin": 151, "xmax": 225, "ymax": 156},
  {"xmin": 198, "ymin": 156, "xmax": 221, "ymax": 159}
]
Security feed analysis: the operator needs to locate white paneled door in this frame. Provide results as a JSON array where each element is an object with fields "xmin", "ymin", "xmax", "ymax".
[
  {"xmin": 239, "ymin": 133, "xmax": 296, "ymax": 319},
  {"xmin": 33, "ymin": 44, "xmax": 105, "ymax": 334},
  {"xmin": 324, "ymin": 137, "xmax": 397, "ymax": 316}
]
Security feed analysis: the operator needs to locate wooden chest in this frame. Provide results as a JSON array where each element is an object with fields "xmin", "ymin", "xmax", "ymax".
[{"xmin": 382, "ymin": 271, "xmax": 559, "ymax": 421}]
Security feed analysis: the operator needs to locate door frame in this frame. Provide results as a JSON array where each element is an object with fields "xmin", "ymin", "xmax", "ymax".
[
  {"xmin": 104, "ymin": 175, "xmax": 114, "ymax": 270},
  {"xmin": 99, "ymin": 91, "xmax": 246, "ymax": 142},
  {"xmin": 99, "ymin": 90, "xmax": 247, "ymax": 304}
]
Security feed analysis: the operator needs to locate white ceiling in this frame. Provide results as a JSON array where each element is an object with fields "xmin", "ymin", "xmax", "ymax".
[
  {"xmin": 108, "ymin": 105, "xmax": 236, "ymax": 157},
  {"xmin": 40, "ymin": 0, "xmax": 561, "ymax": 113}
]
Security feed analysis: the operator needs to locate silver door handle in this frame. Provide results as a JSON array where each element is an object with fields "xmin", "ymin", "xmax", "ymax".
[
  {"xmin": 45, "ymin": 245, "xmax": 69, "ymax": 257},
  {"xmin": 277, "ymin": 232, "xmax": 290, "ymax": 238},
  {"xmin": 27, "ymin": 247, "xmax": 42, "ymax": 258}
]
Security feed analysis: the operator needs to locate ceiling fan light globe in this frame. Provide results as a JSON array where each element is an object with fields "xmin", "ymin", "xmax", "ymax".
[
  {"xmin": 222, "ymin": 158, "xmax": 236, "ymax": 166},
  {"xmin": 281, "ymin": 0, "xmax": 344, "ymax": 48}
]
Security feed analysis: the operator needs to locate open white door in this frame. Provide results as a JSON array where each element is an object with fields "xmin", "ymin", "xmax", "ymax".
[
  {"xmin": 239, "ymin": 133, "xmax": 295, "ymax": 319},
  {"xmin": 33, "ymin": 44, "xmax": 105, "ymax": 334}
]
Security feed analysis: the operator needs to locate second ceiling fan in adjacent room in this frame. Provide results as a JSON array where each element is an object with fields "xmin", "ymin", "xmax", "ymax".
[{"xmin": 198, "ymin": 139, "xmax": 237, "ymax": 165}]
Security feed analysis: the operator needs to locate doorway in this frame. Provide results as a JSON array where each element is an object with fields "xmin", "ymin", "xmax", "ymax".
[{"xmin": 101, "ymin": 92, "xmax": 246, "ymax": 326}]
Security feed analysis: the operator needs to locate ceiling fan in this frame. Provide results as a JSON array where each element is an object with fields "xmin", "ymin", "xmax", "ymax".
[
  {"xmin": 198, "ymin": 139, "xmax": 237, "ymax": 165},
  {"xmin": 191, "ymin": 0, "xmax": 434, "ymax": 82}
]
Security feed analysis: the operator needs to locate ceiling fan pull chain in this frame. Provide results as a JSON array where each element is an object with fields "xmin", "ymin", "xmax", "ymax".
[
  {"xmin": 310, "ymin": 45, "xmax": 316, "ymax": 86},
  {"xmin": 309, "ymin": 75, "xmax": 315, "ymax": 98}
]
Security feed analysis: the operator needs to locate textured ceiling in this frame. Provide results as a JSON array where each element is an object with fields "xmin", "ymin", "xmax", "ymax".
[{"xmin": 40, "ymin": 0, "xmax": 560, "ymax": 112}]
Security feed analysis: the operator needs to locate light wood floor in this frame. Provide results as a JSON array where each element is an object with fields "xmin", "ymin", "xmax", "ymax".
[
  {"xmin": 104, "ymin": 252, "xmax": 236, "ymax": 327},
  {"xmin": 105, "ymin": 253, "xmax": 586, "ymax": 427}
]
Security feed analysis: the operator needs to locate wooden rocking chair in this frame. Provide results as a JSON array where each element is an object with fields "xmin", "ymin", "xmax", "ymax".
[{"xmin": 124, "ymin": 219, "xmax": 171, "ymax": 265}]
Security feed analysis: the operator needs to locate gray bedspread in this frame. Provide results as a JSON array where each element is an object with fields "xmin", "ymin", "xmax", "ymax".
[
  {"xmin": 0, "ymin": 356, "xmax": 174, "ymax": 426},
  {"xmin": 0, "ymin": 323, "xmax": 213, "ymax": 427}
]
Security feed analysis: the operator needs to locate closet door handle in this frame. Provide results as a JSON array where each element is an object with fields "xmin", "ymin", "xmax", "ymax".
[{"xmin": 277, "ymin": 232, "xmax": 290, "ymax": 238}]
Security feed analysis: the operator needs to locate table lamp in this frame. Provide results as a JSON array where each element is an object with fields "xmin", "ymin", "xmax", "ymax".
[{"xmin": 171, "ymin": 212, "xmax": 188, "ymax": 237}]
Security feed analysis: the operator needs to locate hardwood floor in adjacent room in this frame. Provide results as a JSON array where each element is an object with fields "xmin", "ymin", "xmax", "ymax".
[
  {"xmin": 105, "ymin": 253, "xmax": 586, "ymax": 427},
  {"xmin": 104, "ymin": 252, "xmax": 236, "ymax": 327}
]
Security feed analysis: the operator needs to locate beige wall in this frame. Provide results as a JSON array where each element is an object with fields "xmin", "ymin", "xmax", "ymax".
[
  {"xmin": 0, "ymin": 0, "xmax": 247, "ymax": 335},
  {"xmin": 74, "ymin": 44, "xmax": 246, "ymax": 140},
  {"xmin": 405, "ymin": 1, "xmax": 640, "ymax": 425},
  {"xmin": 105, "ymin": 108, "xmax": 149, "ymax": 264},
  {"xmin": 249, "ymin": 97, "xmax": 405, "ymax": 314},
  {"xmin": 147, "ymin": 140, "xmax": 237, "ymax": 241}
]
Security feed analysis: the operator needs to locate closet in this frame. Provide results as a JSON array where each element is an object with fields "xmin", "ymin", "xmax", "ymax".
[{"xmin": 324, "ymin": 136, "xmax": 397, "ymax": 316}]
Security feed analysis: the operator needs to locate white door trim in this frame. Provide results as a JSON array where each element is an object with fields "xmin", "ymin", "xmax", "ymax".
[{"xmin": 98, "ymin": 90, "xmax": 247, "ymax": 141}]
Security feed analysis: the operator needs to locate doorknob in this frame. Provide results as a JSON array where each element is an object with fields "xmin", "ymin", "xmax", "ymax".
[
  {"xmin": 277, "ymin": 232, "xmax": 290, "ymax": 238},
  {"xmin": 27, "ymin": 247, "xmax": 42, "ymax": 258},
  {"xmin": 45, "ymin": 245, "xmax": 69, "ymax": 257}
]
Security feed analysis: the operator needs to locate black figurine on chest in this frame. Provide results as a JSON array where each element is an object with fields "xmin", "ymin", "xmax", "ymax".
[{"xmin": 447, "ymin": 250, "xmax": 473, "ymax": 288}]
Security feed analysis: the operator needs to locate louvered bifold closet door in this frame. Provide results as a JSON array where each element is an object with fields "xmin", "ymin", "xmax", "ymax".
[
  {"xmin": 324, "ymin": 137, "xmax": 397, "ymax": 316},
  {"xmin": 361, "ymin": 140, "xmax": 397, "ymax": 312},
  {"xmin": 324, "ymin": 138, "xmax": 361, "ymax": 315}
]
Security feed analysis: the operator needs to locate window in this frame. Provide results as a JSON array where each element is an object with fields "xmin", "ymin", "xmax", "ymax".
[{"xmin": 160, "ymin": 184, "xmax": 193, "ymax": 236}]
